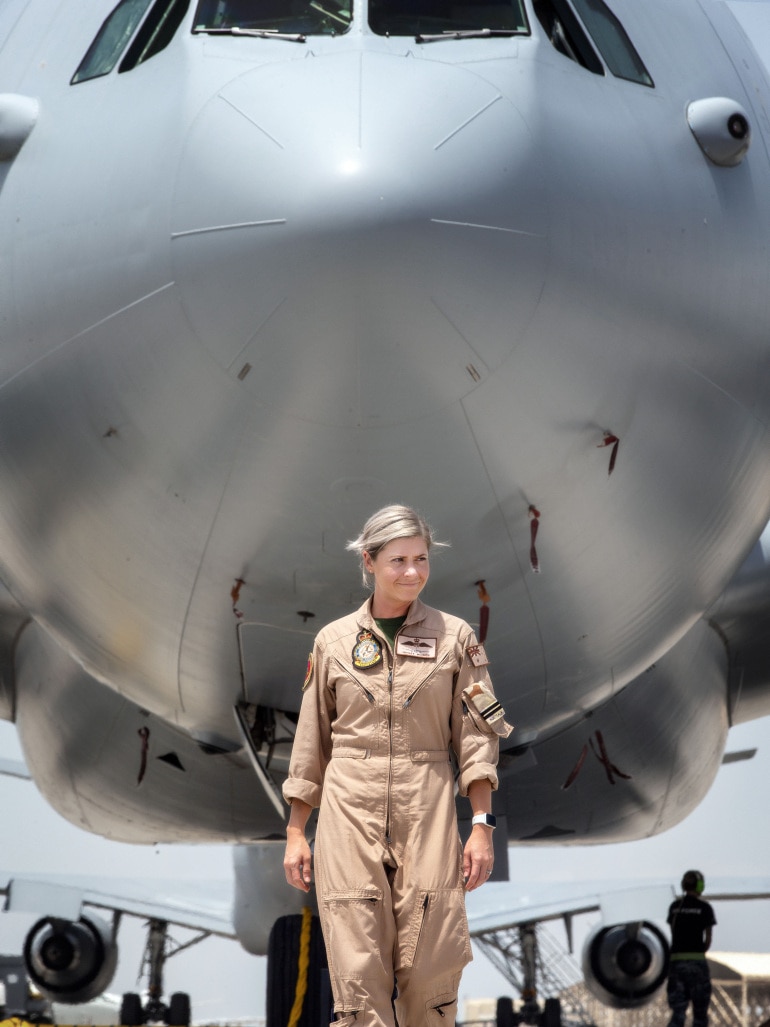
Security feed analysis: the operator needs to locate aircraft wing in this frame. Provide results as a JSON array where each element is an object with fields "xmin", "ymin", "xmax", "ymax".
[
  {"xmin": 465, "ymin": 875, "xmax": 770, "ymax": 1013},
  {"xmin": 465, "ymin": 876, "xmax": 770, "ymax": 935},
  {"xmin": 467, "ymin": 881, "xmax": 607, "ymax": 934},
  {"xmin": 0, "ymin": 873, "xmax": 235, "ymax": 939}
]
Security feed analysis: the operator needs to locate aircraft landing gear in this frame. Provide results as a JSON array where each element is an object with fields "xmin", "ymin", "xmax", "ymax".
[
  {"xmin": 119, "ymin": 918, "xmax": 195, "ymax": 1026},
  {"xmin": 496, "ymin": 994, "xmax": 563, "ymax": 1026},
  {"xmin": 119, "ymin": 990, "xmax": 191, "ymax": 1026}
]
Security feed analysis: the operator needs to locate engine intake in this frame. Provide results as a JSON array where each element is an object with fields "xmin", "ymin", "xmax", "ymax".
[
  {"xmin": 582, "ymin": 920, "xmax": 669, "ymax": 1009},
  {"xmin": 23, "ymin": 914, "xmax": 118, "ymax": 1004}
]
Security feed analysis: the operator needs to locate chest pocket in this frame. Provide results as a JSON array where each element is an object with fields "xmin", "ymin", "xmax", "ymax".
[
  {"xmin": 402, "ymin": 651, "xmax": 453, "ymax": 709},
  {"xmin": 330, "ymin": 657, "xmax": 383, "ymax": 748},
  {"xmin": 402, "ymin": 652, "xmax": 456, "ymax": 754}
]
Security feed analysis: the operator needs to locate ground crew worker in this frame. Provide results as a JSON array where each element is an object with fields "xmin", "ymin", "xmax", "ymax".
[
  {"xmin": 283, "ymin": 504, "xmax": 512, "ymax": 1027},
  {"xmin": 665, "ymin": 869, "xmax": 716, "ymax": 1027}
]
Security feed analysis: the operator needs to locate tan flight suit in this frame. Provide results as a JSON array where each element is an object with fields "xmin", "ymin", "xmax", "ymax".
[{"xmin": 283, "ymin": 597, "xmax": 512, "ymax": 1027}]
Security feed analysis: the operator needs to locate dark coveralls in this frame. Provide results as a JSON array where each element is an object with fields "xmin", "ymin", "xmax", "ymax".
[{"xmin": 666, "ymin": 894, "xmax": 716, "ymax": 1027}]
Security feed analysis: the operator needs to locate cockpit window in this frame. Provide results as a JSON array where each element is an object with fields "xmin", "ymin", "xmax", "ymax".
[
  {"xmin": 534, "ymin": 0, "xmax": 651, "ymax": 86},
  {"xmin": 569, "ymin": 0, "xmax": 652, "ymax": 86},
  {"xmin": 120, "ymin": 0, "xmax": 191, "ymax": 70},
  {"xmin": 192, "ymin": 0, "xmax": 353, "ymax": 36},
  {"xmin": 533, "ymin": 0, "xmax": 602, "ymax": 74},
  {"xmin": 72, "ymin": 0, "xmax": 153, "ymax": 83},
  {"xmin": 369, "ymin": 0, "xmax": 529, "ymax": 37},
  {"xmin": 72, "ymin": 0, "xmax": 190, "ymax": 83}
]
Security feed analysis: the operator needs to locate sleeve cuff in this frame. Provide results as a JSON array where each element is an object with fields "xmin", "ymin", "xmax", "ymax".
[
  {"xmin": 282, "ymin": 778, "xmax": 323, "ymax": 809},
  {"xmin": 458, "ymin": 766, "xmax": 498, "ymax": 797}
]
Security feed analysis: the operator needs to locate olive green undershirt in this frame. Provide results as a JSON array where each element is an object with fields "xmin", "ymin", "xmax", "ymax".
[{"xmin": 374, "ymin": 616, "xmax": 407, "ymax": 649}]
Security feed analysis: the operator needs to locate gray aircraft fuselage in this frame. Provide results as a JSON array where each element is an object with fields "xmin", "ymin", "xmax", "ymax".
[{"xmin": 1, "ymin": 0, "xmax": 770, "ymax": 853}]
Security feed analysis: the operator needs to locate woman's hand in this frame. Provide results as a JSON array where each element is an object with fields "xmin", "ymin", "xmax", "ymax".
[
  {"xmin": 284, "ymin": 798, "xmax": 314, "ymax": 892},
  {"xmin": 463, "ymin": 824, "xmax": 494, "ymax": 891},
  {"xmin": 464, "ymin": 780, "xmax": 494, "ymax": 890},
  {"xmin": 284, "ymin": 827, "xmax": 313, "ymax": 892}
]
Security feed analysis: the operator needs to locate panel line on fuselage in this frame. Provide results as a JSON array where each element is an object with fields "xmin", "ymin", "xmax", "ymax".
[
  {"xmin": 217, "ymin": 92, "xmax": 286, "ymax": 149},
  {"xmin": 171, "ymin": 220, "xmax": 287, "ymax": 238},
  {"xmin": 434, "ymin": 93, "xmax": 503, "ymax": 150},
  {"xmin": 0, "ymin": 281, "xmax": 176, "ymax": 393},
  {"xmin": 430, "ymin": 219, "xmax": 544, "ymax": 237}
]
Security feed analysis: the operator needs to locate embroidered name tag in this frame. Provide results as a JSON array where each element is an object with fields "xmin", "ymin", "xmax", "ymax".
[
  {"xmin": 396, "ymin": 635, "xmax": 437, "ymax": 659},
  {"xmin": 467, "ymin": 644, "xmax": 490, "ymax": 668}
]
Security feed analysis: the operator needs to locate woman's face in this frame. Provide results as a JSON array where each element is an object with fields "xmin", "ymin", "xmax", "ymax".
[{"xmin": 363, "ymin": 535, "xmax": 430, "ymax": 613}]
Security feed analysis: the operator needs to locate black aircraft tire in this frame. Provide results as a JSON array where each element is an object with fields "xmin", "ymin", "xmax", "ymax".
[
  {"xmin": 542, "ymin": 997, "xmax": 561, "ymax": 1027},
  {"xmin": 267, "ymin": 914, "xmax": 329, "ymax": 1027},
  {"xmin": 496, "ymin": 995, "xmax": 515, "ymax": 1027},
  {"xmin": 120, "ymin": 992, "xmax": 143, "ymax": 1026},
  {"xmin": 168, "ymin": 992, "xmax": 191, "ymax": 1027}
]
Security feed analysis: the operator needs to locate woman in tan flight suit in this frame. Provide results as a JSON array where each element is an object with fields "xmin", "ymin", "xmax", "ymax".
[{"xmin": 283, "ymin": 505, "xmax": 512, "ymax": 1027}]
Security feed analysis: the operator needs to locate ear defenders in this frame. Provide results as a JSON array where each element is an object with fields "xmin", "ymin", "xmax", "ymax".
[{"xmin": 682, "ymin": 869, "xmax": 705, "ymax": 894}]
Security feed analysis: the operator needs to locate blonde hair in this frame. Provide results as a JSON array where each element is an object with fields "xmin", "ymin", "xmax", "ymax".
[{"xmin": 346, "ymin": 504, "xmax": 447, "ymax": 586}]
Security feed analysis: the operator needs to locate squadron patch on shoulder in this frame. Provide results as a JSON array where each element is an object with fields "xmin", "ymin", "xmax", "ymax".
[
  {"xmin": 467, "ymin": 643, "xmax": 490, "ymax": 668},
  {"xmin": 303, "ymin": 652, "xmax": 314, "ymax": 690},
  {"xmin": 352, "ymin": 629, "xmax": 383, "ymax": 669}
]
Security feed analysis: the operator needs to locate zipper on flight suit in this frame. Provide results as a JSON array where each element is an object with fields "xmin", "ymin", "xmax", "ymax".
[
  {"xmin": 402, "ymin": 650, "xmax": 452, "ymax": 709},
  {"xmin": 386, "ymin": 625, "xmax": 444, "ymax": 843},
  {"xmin": 384, "ymin": 619, "xmax": 410, "ymax": 846},
  {"xmin": 414, "ymin": 893, "xmax": 429, "ymax": 953},
  {"xmin": 385, "ymin": 646, "xmax": 394, "ymax": 845},
  {"xmin": 332, "ymin": 657, "xmax": 375, "ymax": 704},
  {"xmin": 432, "ymin": 1000, "xmax": 456, "ymax": 1018}
]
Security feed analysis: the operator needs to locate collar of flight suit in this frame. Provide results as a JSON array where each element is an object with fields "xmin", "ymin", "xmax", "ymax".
[{"xmin": 356, "ymin": 595, "xmax": 431, "ymax": 634}]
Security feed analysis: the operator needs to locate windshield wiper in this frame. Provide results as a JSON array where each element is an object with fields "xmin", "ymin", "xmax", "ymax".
[
  {"xmin": 309, "ymin": 1, "xmax": 350, "ymax": 27},
  {"xmin": 415, "ymin": 28, "xmax": 521, "ymax": 43},
  {"xmin": 193, "ymin": 26, "xmax": 307, "ymax": 42}
]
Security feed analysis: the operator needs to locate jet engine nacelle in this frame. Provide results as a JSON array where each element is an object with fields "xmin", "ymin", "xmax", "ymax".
[
  {"xmin": 581, "ymin": 920, "xmax": 669, "ymax": 1009},
  {"xmin": 23, "ymin": 914, "xmax": 118, "ymax": 1004}
]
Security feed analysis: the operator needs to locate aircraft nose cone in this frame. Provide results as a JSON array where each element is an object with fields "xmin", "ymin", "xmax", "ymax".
[{"xmin": 172, "ymin": 51, "xmax": 547, "ymax": 426}]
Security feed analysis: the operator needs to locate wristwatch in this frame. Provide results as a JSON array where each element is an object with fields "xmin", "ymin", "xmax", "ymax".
[{"xmin": 471, "ymin": 813, "xmax": 496, "ymax": 829}]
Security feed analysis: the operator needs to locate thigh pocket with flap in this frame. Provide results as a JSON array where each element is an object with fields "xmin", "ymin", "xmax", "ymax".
[
  {"xmin": 399, "ymin": 889, "xmax": 471, "ymax": 972},
  {"xmin": 321, "ymin": 886, "xmax": 390, "ymax": 979}
]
